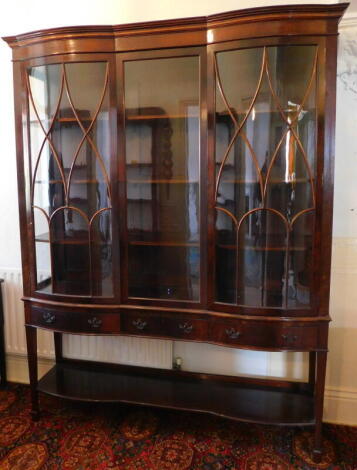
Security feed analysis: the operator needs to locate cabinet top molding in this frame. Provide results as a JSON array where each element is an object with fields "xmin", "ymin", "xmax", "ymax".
[{"xmin": 2, "ymin": 3, "xmax": 349, "ymax": 61}]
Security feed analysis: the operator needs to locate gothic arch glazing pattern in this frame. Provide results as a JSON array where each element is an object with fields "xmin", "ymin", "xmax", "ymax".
[
  {"xmin": 214, "ymin": 45, "xmax": 318, "ymax": 308},
  {"xmin": 27, "ymin": 61, "xmax": 113, "ymax": 296}
]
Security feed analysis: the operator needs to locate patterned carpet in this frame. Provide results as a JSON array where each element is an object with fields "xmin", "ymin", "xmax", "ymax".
[{"xmin": 0, "ymin": 383, "xmax": 356, "ymax": 470}]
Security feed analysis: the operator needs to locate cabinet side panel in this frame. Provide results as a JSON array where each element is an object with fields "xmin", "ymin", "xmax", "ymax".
[
  {"xmin": 13, "ymin": 61, "xmax": 34, "ymax": 297},
  {"xmin": 316, "ymin": 34, "xmax": 338, "ymax": 317}
]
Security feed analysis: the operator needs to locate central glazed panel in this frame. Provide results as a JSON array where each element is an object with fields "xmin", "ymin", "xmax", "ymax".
[{"xmin": 124, "ymin": 55, "xmax": 200, "ymax": 301}]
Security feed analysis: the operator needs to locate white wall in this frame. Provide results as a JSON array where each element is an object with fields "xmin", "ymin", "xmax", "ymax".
[{"xmin": 1, "ymin": 0, "xmax": 357, "ymax": 425}]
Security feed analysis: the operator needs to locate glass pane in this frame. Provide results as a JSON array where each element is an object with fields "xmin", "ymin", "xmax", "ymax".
[
  {"xmin": 237, "ymin": 211, "xmax": 287, "ymax": 307},
  {"xmin": 91, "ymin": 209, "xmax": 113, "ymax": 297},
  {"xmin": 50, "ymin": 208, "xmax": 90, "ymax": 295},
  {"xmin": 215, "ymin": 45, "xmax": 317, "ymax": 308},
  {"xmin": 28, "ymin": 61, "xmax": 113, "ymax": 296},
  {"xmin": 34, "ymin": 209, "xmax": 51, "ymax": 289},
  {"xmin": 289, "ymin": 212, "xmax": 314, "ymax": 307},
  {"xmin": 125, "ymin": 56, "xmax": 200, "ymax": 300}
]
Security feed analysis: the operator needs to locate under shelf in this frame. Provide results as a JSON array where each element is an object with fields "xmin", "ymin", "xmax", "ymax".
[{"xmin": 37, "ymin": 361, "xmax": 315, "ymax": 426}]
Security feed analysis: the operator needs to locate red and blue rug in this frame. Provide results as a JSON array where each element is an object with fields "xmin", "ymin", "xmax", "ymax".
[{"xmin": 0, "ymin": 383, "xmax": 356, "ymax": 469}]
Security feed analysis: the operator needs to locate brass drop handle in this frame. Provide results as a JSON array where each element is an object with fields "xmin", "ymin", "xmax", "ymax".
[
  {"xmin": 42, "ymin": 312, "xmax": 56, "ymax": 324},
  {"xmin": 179, "ymin": 322, "xmax": 193, "ymax": 334},
  {"xmin": 225, "ymin": 328, "xmax": 241, "ymax": 339},
  {"xmin": 281, "ymin": 334, "xmax": 298, "ymax": 344},
  {"xmin": 88, "ymin": 317, "xmax": 102, "ymax": 329},
  {"xmin": 133, "ymin": 318, "xmax": 147, "ymax": 330}
]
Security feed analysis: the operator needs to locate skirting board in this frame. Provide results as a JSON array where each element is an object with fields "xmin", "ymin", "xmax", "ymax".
[{"xmin": 5, "ymin": 353, "xmax": 357, "ymax": 427}]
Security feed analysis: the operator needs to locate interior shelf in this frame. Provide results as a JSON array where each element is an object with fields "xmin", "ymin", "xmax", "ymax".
[
  {"xmin": 35, "ymin": 233, "xmax": 50, "ymax": 243},
  {"xmin": 126, "ymin": 162, "xmax": 153, "ymax": 167},
  {"xmin": 35, "ymin": 233, "xmax": 108, "ymax": 245},
  {"xmin": 35, "ymin": 179, "xmax": 106, "ymax": 185},
  {"xmin": 35, "ymin": 235, "xmax": 305, "ymax": 250},
  {"xmin": 129, "ymin": 240, "xmax": 199, "ymax": 247},
  {"xmin": 30, "ymin": 117, "xmax": 92, "ymax": 124},
  {"xmin": 215, "ymin": 110, "xmax": 314, "ymax": 118},
  {"xmin": 218, "ymin": 244, "xmax": 306, "ymax": 251},
  {"xmin": 35, "ymin": 233, "xmax": 88, "ymax": 244},
  {"xmin": 126, "ymin": 113, "xmax": 199, "ymax": 121},
  {"xmin": 37, "ymin": 361, "xmax": 315, "ymax": 426},
  {"xmin": 127, "ymin": 179, "xmax": 198, "ymax": 184},
  {"xmin": 219, "ymin": 178, "xmax": 312, "ymax": 184}
]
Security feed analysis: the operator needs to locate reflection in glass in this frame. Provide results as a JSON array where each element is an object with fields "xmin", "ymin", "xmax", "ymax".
[
  {"xmin": 215, "ymin": 45, "xmax": 317, "ymax": 308},
  {"xmin": 91, "ymin": 209, "xmax": 113, "ymax": 297},
  {"xmin": 34, "ymin": 208, "xmax": 51, "ymax": 288},
  {"xmin": 289, "ymin": 212, "xmax": 314, "ymax": 307},
  {"xmin": 125, "ymin": 56, "xmax": 200, "ymax": 300}
]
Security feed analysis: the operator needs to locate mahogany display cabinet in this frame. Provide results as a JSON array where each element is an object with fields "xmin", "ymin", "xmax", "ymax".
[{"xmin": 3, "ymin": 3, "xmax": 348, "ymax": 461}]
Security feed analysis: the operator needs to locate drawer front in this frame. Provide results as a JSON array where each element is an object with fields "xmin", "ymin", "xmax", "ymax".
[
  {"xmin": 211, "ymin": 320, "xmax": 318, "ymax": 350},
  {"xmin": 29, "ymin": 307, "xmax": 120, "ymax": 334},
  {"xmin": 276, "ymin": 326, "xmax": 318, "ymax": 349},
  {"xmin": 161, "ymin": 316, "xmax": 209, "ymax": 340},
  {"xmin": 121, "ymin": 311, "xmax": 162, "ymax": 337},
  {"xmin": 211, "ymin": 320, "xmax": 246, "ymax": 346}
]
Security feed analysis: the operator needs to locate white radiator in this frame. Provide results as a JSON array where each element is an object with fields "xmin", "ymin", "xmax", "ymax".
[{"xmin": 0, "ymin": 268, "xmax": 172, "ymax": 369}]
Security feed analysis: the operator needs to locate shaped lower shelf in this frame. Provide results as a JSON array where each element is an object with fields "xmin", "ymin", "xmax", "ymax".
[{"xmin": 37, "ymin": 362, "xmax": 315, "ymax": 426}]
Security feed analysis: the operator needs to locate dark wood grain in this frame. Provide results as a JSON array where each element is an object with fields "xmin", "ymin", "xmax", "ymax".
[
  {"xmin": 3, "ymin": 4, "xmax": 347, "ymax": 463},
  {"xmin": 27, "ymin": 304, "xmax": 329, "ymax": 352},
  {"xmin": 108, "ymin": 54, "xmax": 121, "ymax": 303},
  {"xmin": 313, "ymin": 351, "xmax": 328, "ymax": 462},
  {"xmin": 38, "ymin": 361, "xmax": 315, "ymax": 426},
  {"xmin": 25, "ymin": 324, "xmax": 39, "ymax": 420},
  {"xmin": 53, "ymin": 332, "xmax": 63, "ymax": 363},
  {"xmin": 29, "ymin": 307, "xmax": 120, "ymax": 334}
]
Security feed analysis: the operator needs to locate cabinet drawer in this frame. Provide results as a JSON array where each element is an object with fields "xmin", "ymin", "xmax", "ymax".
[
  {"xmin": 211, "ymin": 320, "xmax": 247, "ymax": 346},
  {"xmin": 211, "ymin": 320, "xmax": 318, "ymax": 350},
  {"xmin": 276, "ymin": 326, "xmax": 318, "ymax": 350},
  {"xmin": 161, "ymin": 316, "xmax": 209, "ymax": 340},
  {"xmin": 29, "ymin": 307, "xmax": 120, "ymax": 334},
  {"xmin": 121, "ymin": 311, "xmax": 161, "ymax": 337}
]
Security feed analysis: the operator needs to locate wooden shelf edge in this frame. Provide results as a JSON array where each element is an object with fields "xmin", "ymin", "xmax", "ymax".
[{"xmin": 37, "ymin": 360, "xmax": 315, "ymax": 426}]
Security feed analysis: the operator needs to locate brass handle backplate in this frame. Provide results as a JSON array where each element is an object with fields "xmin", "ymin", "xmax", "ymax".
[
  {"xmin": 179, "ymin": 322, "xmax": 193, "ymax": 334},
  {"xmin": 133, "ymin": 318, "xmax": 148, "ymax": 330},
  {"xmin": 225, "ymin": 328, "xmax": 241, "ymax": 339},
  {"xmin": 88, "ymin": 317, "xmax": 102, "ymax": 329},
  {"xmin": 42, "ymin": 312, "xmax": 56, "ymax": 324}
]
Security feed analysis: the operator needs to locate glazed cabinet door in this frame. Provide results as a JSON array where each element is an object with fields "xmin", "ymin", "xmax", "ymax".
[
  {"xmin": 26, "ymin": 56, "xmax": 118, "ymax": 299},
  {"xmin": 212, "ymin": 42, "xmax": 318, "ymax": 311},
  {"xmin": 119, "ymin": 49, "xmax": 205, "ymax": 305}
]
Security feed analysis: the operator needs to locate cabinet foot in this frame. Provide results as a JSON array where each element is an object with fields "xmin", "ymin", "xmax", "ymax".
[
  {"xmin": 312, "ymin": 448, "xmax": 322, "ymax": 463},
  {"xmin": 30, "ymin": 408, "xmax": 40, "ymax": 422}
]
